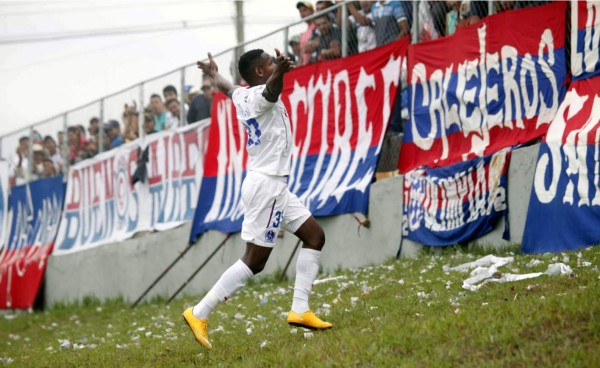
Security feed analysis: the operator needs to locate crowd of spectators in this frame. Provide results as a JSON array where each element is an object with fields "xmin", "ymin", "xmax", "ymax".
[
  {"xmin": 7, "ymin": 80, "xmax": 215, "ymax": 186},
  {"xmin": 5, "ymin": 1, "xmax": 547, "ymax": 187}
]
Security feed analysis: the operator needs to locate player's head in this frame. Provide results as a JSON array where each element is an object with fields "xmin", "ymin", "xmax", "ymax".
[{"xmin": 238, "ymin": 49, "xmax": 274, "ymax": 86}]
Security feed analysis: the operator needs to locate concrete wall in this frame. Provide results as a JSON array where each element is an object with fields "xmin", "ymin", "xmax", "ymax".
[{"xmin": 45, "ymin": 144, "xmax": 540, "ymax": 307}]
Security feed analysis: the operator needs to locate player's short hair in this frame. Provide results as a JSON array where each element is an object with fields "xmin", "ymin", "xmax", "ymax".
[
  {"xmin": 150, "ymin": 93, "xmax": 162, "ymax": 100},
  {"xmin": 238, "ymin": 49, "xmax": 265, "ymax": 84}
]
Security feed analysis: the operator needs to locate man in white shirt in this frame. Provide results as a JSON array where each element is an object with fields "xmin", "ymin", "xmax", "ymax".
[{"xmin": 182, "ymin": 48, "xmax": 331, "ymax": 351}]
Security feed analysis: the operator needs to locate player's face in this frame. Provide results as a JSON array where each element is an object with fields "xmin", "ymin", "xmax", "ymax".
[{"xmin": 257, "ymin": 52, "xmax": 275, "ymax": 80}]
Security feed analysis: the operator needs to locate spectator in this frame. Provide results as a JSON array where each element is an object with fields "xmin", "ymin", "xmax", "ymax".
[
  {"xmin": 316, "ymin": 0, "xmax": 334, "ymax": 13},
  {"xmin": 446, "ymin": 1, "xmax": 461, "ymax": 36},
  {"xmin": 123, "ymin": 102, "xmax": 139, "ymax": 142},
  {"xmin": 42, "ymin": 157, "xmax": 57, "ymax": 178},
  {"xmin": 287, "ymin": 34, "xmax": 303, "ymax": 65},
  {"xmin": 296, "ymin": 1, "xmax": 317, "ymax": 66},
  {"xmin": 78, "ymin": 125, "xmax": 87, "ymax": 141},
  {"xmin": 10, "ymin": 136, "xmax": 30, "ymax": 186},
  {"xmin": 31, "ymin": 143, "xmax": 47, "ymax": 180},
  {"xmin": 429, "ymin": 1, "xmax": 449, "ymax": 38},
  {"xmin": 149, "ymin": 94, "xmax": 175, "ymax": 131},
  {"xmin": 143, "ymin": 113, "xmax": 157, "ymax": 135},
  {"xmin": 187, "ymin": 80, "xmax": 214, "ymax": 124},
  {"xmin": 166, "ymin": 98, "xmax": 184, "ymax": 126},
  {"xmin": 104, "ymin": 120, "xmax": 124, "ymax": 149},
  {"xmin": 371, "ymin": 0, "xmax": 410, "ymax": 46},
  {"xmin": 32, "ymin": 130, "xmax": 43, "ymax": 146},
  {"xmin": 460, "ymin": 1, "xmax": 488, "ymax": 25},
  {"xmin": 163, "ymin": 85, "xmax": 178, "ymax": 102},
  {"xmin": 343, "ymin": 1, "xmax": 376, "ymax": 53},
  {"xmin": 308, "ymin": 14, "xmax": 342, "ymax": 62},
  {"xmin": 89, "ymin": 117, "xmax": 100, "ymax": 138},
  {"xmin": 81, "ymin": 139, "xmax": 98, "ymax": 160},
  {"xmin": 67, "ymin": 126, "xmax": 85, "ymax": 164},
  {"xmin": 43, "ymin": 135, "xmax": 63, "ymax": 174}
]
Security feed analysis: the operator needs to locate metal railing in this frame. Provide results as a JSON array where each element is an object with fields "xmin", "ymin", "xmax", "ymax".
[{"xmin": 1, "ymin": 1, "xmax": 556, "ymax": 184}]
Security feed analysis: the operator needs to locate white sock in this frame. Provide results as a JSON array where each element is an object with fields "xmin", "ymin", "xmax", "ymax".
[
  {"xmin": 291, "ymin": 248, "xmax": 321, "ymax": 314},
  {"xmin": 192, "ymin": 259, "xmax": 253, "ymax": 319}
]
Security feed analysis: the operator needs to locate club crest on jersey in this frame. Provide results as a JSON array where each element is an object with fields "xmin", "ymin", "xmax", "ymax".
[{"xmin": 264, "ymin": 229, "xmax": 275, "ymax": 243}]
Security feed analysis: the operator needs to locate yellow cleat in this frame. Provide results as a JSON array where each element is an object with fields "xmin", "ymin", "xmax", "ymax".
[
  {"xmin": 182, "ymin": 307, "xmax": 213, "ymax": 350},
  {"xmin": 287, "ymin": 310, "xmax": 332, "ymax": 330}
]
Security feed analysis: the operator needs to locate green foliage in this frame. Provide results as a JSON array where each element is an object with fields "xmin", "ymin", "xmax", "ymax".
[{"xmin": 1, "ymin": 246, "xmax": 599, "ymax": 367}]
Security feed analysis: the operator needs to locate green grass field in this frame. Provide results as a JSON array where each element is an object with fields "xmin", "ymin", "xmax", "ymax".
[{"xmin": 1, "ymin": 245, "xmax": 599, "ymax": 367}]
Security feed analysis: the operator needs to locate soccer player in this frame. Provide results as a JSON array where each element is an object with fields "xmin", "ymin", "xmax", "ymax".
[{"xmin": 182, "ymin": 48, "xmax": 332, "ymax": 350}]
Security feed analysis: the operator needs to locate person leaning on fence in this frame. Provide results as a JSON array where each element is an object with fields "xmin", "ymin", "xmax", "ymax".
[
  {"xmin": 371, "ymin": 0, "xmax": 410, "ymax": 46},
  {"xmin": 307, "ymin": 14, "xmax": 342, "ymax": 62},
  {"xmin": 143, "ymin": 113, "xmax": 157, "ymax": 135},
  {"xmin": 182, "ymin": 48, "xmax": 332, "ymax": 351},
  {"xmin": 296, "ymin": 1, "xmax": 317, "ymax": 66},
  {"xmin": 187, "ymin": 79, "xmax": 214, "ymax": 124},
  {"xmin": 339, "ymin": 0, "xmax": 376, "ymax": 53},
  {"xmin": 104, "ymin": 120, "xmax": 124, "ymax": 149},
  {"xmin": 43, "ymin": 135, "xmax": 63, "ymax": 174},
  {"xmin": 149, "ymin": 94, "xmax": 175, "ymax": 132}
]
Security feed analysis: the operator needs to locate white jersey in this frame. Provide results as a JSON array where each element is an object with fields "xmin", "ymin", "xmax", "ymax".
[{"xmin": 231, "ymin": 85, "xmax": 292, "ymax": 176}]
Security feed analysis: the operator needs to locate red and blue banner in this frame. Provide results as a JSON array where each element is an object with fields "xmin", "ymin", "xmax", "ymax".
[
  {"xmin": 189, "ymin": 93, "xmax": 247, "ymax": 242},
  {"xmin": 571, "ymin": 1, "xmax": 600, "ymax": 81},
  {"xmin": 399, "ymin": 2, "xmax": 566, "ymax": 173},
  {"xmin": 0, "ymin": 176, "xmax": 65, "ymax": 309},
  {"xmin": 284, "ymin": 38, "xmax": 408, "ymax": 215},
  {"xmin": 523, "ymin": 75, "xmax": 600, "ymax": 253},
  {"xmin": 190, "ymin": 39, "xmax": 408, "ymax": 241},
  {"xmin": 402, "ymin": 149, "xmax": 510, "ymax": 246}
]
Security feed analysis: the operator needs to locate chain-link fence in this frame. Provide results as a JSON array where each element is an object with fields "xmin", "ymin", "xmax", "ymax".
[{"xmin": 0, "ymin": 0, "xmax": 569, "ymax": 185}]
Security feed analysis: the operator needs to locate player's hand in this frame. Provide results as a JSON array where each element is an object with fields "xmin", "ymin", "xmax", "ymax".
[
  {"xmin": 273, "ymin": 48, "xmax": 295, "ymax": 74},
  {"xmin": 197, "ymin": 52, "xmax": 219, "ymax": 78}
]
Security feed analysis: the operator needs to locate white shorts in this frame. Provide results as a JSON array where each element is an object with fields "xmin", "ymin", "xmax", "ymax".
[{"xmin": 241, "ymin": 171, "xmax": 311, "ymax": 247}]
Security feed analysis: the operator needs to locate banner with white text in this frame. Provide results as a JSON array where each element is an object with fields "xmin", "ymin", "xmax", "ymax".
[
  {"xmin": 54, "ymin": 142, "xmax": 141, "ymax": 255},
  {"xmin": 284, "ymin": 38, "xmax": 408, "ymax": 215},
  {"xmin": 571, "ymin": 0, "xmax": 600, "ymax": 80},
  {"xmin": 402, "ymin": 149, "xmax": 510, "ymax": 246},
  {"xmin": 523, "ymin": 76, "xmax": 600, "ymax": 253},
  {"xmin": 399, "ymin": 2, "xmax": 566, "ymax": 173},
  {"xmin": 143, "ymin": 122, "xmax": 209, "ymax": 231},
  {"xmin": 189, "ymin": 92, "xmax": 247, "ymax": 242},
  {"xmin": 189, "ymin": 39, "xmax": 408, "ymax": 242},
  {"xmin": 0, "ymin": 176, "xmax": 65, "ymax": 309}
]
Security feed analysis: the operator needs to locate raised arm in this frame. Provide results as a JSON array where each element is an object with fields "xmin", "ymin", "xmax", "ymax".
[
  {"xmin": 263, "ymin": 48, "xmax": 295, "ymax": 103},
  {"xmin": 197, "ymin": 52, "xmax": 238, "ymax": 97}
]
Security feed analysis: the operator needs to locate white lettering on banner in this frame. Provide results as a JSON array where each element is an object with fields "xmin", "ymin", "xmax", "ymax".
[
  {"xmin": 573, "ymin": 2, "xmax": 600, "ymax": 76},
  {"xmin": 534, "ymin": 92, "xmax": 600, "ymax": 206},
  {"xmin": 147, "ymin": 129, "xmax": 203, "ymax": 227},
  {"xmin": 203, "ymin": 99, "xmax": 245, "ymax": 224},
  {"xmin": 407, "ymin": 150, "xmax": 507, "ymax": 232},
  {"xmin": 56, "ymin": 147, "xmax": 140, "ymax": 252},
  {"xmin": 288, "ymin": 56, "xmax": 401, "ymax": 209},
  {"xmin": 411, "ymin": 24, "xmax": 560, "ymax": 159}
]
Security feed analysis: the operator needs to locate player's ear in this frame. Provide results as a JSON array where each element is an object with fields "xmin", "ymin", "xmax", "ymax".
[{"xmin": 255, "ymin": 66, "xmax": 264, "ymax": 78}]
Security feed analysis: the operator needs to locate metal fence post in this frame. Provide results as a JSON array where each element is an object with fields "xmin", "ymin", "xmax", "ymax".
[
  {"xmin": 63, "ymin": 114, "xmax": 69, "ymax": 175},
  {"xmin": 341, "ymin": 1, "xmax": 348, "ymax": 57},
  {"xmin": 28, "ymin": 126, "xmax": 34, "ymax": 180},
  {"xmin": 139, "ymin": 83, "xmax": 145, "ymax": 139},
  {"xmin": 283, "ymin": 26, "xmax": 289, "ymax": 59},
  {"xmin": 489, "ymin": 0, "xmax": 494, "ymax": 16},
  {"xmin": 412, "ymin": 0, "xmax": 419, "ymax": 44},
  {"xmin": 99, "ymin": 98, "xmax": 104, "ymax": 153},
  {"xmin": 180, "ymin": 67, "xmax": 186, "ymax": 127}
]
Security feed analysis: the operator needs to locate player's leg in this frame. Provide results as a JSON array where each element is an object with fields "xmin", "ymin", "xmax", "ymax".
[
  {"xmin": 282, "ymin": 195, "xmax": 331, "ymax": 329},
  {"xmin": 183, "ymin": 172, "xmax": 286, "ymax": 349}
]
